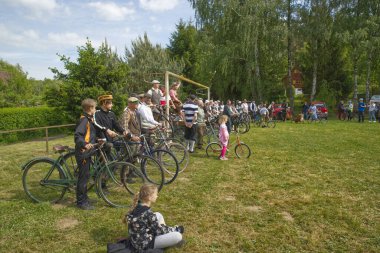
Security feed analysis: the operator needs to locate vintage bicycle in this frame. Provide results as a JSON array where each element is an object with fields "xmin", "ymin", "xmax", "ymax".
[
  {"xmin": 21, "ymin": 142, "xmax": 150, "ymax": 208},
  {"xmin": 205, "ymin": 132, "xmax": 251, "ymax": 159}
]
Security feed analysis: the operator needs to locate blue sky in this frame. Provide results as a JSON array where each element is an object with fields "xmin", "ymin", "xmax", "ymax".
[{"xmin": 0, "ymin": 0, "xmax": 195, "ymax": 80}]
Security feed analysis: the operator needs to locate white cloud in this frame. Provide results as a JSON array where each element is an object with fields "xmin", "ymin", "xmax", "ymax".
[
  {"xmin": 3, "ymin": 0, "xmax": 64, "ymax": 19},
  {"xmin": 139, "ymin": 0, "xmax": 179, "ymax": 12},
  {"xmin": 47, "ymin": 32, "xmax": 87, "ymax": 47},
  {"xmin": 88, "ymin": 2, "xmax": 135, "ymax": 21},
  {"xmin": 0, "ymin": 24, "xmax": 40, "ymax": 47}
]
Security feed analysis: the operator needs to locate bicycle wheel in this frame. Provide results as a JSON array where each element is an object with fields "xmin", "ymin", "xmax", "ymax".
[
  {"xmin": 61, "ymin": 150, "xmax": 78, "ymax": 180},
  {"xmin": 157, "ymin": 113, "xmax": 174, "ymax": 138},
  {"xmin": 151, "ymin": 149, "xmax": 179, "ymax": 184},
  {"xmin": 158, "ymin": 141, "xmax": 189, "ymax": 173},
  {"xmin": 235, "ymin": 143, "xmax": 251, "ymax": 158},
  {"xmin": 139, "ymin": 155, "xmax": 164, "ymax": 191},
  {"xmin": 22, "ymin": 158, "xmax": 67, "ymax": 203},
  {"xmin": 237, "ymin": 122, "xmax": 250, "ymax": 133},
  {"xmin": 267, "ymin": 120, "xmax": 276, "ymax": 128},
  {"xmin": 121, "ymin": 165, "xmax": 147, "ymax": 196},
  {"xmin": 96, "ymin": 161, "xmax": 142, "ymax": 208},
  {"xmin": 206, "ymin": 142, "xmax": 222, "ymax": 158}
]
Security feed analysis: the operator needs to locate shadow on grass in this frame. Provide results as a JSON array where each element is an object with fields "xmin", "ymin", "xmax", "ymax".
[{"xmin": 90, "ymin": 226, "xmax": 127, "ymax": 249}]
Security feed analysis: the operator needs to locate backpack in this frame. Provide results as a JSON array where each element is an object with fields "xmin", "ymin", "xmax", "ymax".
[{"xmin": 107, "ymin": 238, "xmax": 164, "ymax": 253}]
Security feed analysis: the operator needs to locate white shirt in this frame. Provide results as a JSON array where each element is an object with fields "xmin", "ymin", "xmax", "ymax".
[
  {"xmin": 137, "ymin": 103, "xmax": 160, "ymax": 129},
  {"xmin": 241, "ymin": 103, "xmax": 249, "ymax": 113},
  {"xmin": 260, "ymin": 107, "xmax": 269, "ymax": 115}
]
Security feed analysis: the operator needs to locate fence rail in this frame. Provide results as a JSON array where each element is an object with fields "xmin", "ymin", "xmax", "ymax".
[{"xmin": 0, "ymin": 124, "xmax": 75, "ymax": 153}]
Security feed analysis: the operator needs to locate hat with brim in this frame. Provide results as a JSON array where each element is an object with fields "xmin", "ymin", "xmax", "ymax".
[
  {"xmin": 98, "ymin": 94, "xmax": 113, "ymax": 103},
  {"xmin": 151, "ymin": 80, "xmax": 160, "ymax": 84},
  {"xmin": 128, "ymin": 97, "xmax": 139, "ymax": 103},
  {"xmin": 137, "ymin": 93, "xmax": 145, "ymax": 98}
]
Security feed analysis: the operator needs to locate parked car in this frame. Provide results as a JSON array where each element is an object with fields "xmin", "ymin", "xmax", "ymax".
[
  {"xmin": 370, "ymin": 95, "xmax": 380, "ymax": 103},
  {"xmin": 313, "ymin": 101, "xmax": 328, "ymax": 119}
]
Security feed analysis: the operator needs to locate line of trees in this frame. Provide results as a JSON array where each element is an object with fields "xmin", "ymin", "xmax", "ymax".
[{"xmin": 1, "ymin": 0, "xmax": 379, "ymax": 117}]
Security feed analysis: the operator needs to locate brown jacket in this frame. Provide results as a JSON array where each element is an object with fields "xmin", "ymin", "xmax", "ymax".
[{"xmin": 123, "ymin": 108, "xmax": 141, "ymax": 136}]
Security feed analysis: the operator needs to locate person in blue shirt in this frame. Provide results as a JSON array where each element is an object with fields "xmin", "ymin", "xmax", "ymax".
[{"xmin": 358, "ymin": 98, "xmax": 366, "ymax": 123}]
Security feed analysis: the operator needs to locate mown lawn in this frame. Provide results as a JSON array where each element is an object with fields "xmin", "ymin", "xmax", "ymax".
[{"xmin": 0, "ymin": 120, "xmax": 379, "ymax": 252}]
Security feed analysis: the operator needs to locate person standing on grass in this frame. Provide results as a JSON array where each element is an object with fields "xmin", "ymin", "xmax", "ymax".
[
  {"xmin": 196, "ymin": 99, "xmax": 206, "ymax": 150},
  {"xmin": 347, "ymin": 100, "xmax": 354, "ymax": 121},
  {"xmin": 125, "ymin": 184, "xmax": 184, "ymax": 252},
  {"xmin": 219, "ymin": 115, "xmax": 229, "ymax": 160},
  {"xmin": 358, "ymin": 98, "xmax": 365, "ymax": 123},
  {"xmin": 223, "ymin": 100, "xmax": 233, "ymax": 133},
  {"xmin": 308, "ymin": 102, "xmax": 318, "ymax": 121},
  {"xmin": 182, "ymin": 94, "xmax": 198, "ymax": 153},
  {"xmin": 94, "ymin": 94, "xmax": 127, "ymax": 141},
  {"xmin": 368, "ymin": 102, "xmax": 377, "ymax": 122},
  {"xmin": 337, "ymin": 101, "xmax": 345, "ymax": 120},
  {"xmin": 74, "ymin": 98, "xmax": 101, "ymax": 210},
  {"xmin": 302, "ymin": 101, "xmax": 309, "ymax": 120}
]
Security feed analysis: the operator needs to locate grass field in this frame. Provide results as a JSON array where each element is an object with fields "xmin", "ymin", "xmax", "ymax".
[{"xmin": 0, "ymin": 120, "xmax": 379, "ymax": 252}]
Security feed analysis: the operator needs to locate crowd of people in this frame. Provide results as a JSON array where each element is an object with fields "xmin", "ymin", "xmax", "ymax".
[
  {"xmin": 74, "ymin": 79, "xmax": 379, "ymax": 252},
  {"xmin": 336, "ymin": 98, "xmax": 380, "ymax": 123}
]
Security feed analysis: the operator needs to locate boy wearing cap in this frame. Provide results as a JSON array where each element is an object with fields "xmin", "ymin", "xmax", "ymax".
[{"xmin": 94, "ymin": 94, "xmax": 127, "ymax": 141}]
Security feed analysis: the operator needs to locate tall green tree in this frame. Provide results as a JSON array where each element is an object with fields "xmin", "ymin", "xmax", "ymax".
[
  {"xmin": 168, "ymin": 20, "xmax": 199, "ymax": 80},
  {"xmin": 0, "ymin": 60, "xmax": 32, "ymax": 107},
  {"xmin": 49, "ymin": 39, "xmax": 129, "ymax": 120},
  {"xmin": 125, "ymin": 33, "xmax": 184, "ymax": 93}
]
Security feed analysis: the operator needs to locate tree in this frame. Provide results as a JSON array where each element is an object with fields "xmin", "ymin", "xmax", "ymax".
[
  {"xmin": 125, "ymin": 33, "xmax": 184, "ymax": 93},
  {"xmin": 0, "ymin": 60, "xmax": 32, "ymax": 107},
  {"xmin": 49, "ymin": 39, "xmax": 129, "ymax": 120},
  {"xmin": 168, "ymin": 20, "xmax": 199, "ymax": 80}
]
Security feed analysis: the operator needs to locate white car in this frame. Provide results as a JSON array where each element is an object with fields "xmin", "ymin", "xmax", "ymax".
[{"xmin": 370, "ymin": 95, "xmax": 380, "ymax": 103}]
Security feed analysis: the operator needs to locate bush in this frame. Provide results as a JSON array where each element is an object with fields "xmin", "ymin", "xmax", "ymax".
[{"xmin": 0, "ymin": 107, "xmax": 72, "ymax": 144}]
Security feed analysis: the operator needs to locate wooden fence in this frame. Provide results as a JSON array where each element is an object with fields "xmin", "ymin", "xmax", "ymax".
[{"xmin": 0, "ymin": 124, "xmax": 75, "ymax": 153}]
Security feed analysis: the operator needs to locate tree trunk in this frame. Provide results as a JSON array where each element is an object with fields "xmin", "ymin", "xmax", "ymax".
[
  {"xmin": 353, "ymin": 58, "xmax": 358, "ymax": 102},
  {"xmin": 254, "ymin": 35, "xmax": 262, "ymax": 101},
  {"xmin": 287, "ymin": 0, "xmax": 294, "ymax": 112},
  {"xmin": 365, "ymin": 51, "xmax": 372, "ymax": 103},
  {"xmin": 310, "ymin": 55, "xmax": 317, "ymax": 102}
]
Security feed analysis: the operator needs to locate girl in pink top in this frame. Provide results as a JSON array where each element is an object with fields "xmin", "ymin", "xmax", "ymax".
[{"xmin": 219, "ymin": 115, "xmax": 229, "ymax": 160}]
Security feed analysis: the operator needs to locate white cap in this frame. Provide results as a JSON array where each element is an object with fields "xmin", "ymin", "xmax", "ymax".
[{"xmin": 151, "ymin": 80, "xmax": 160, "ymax": 84}]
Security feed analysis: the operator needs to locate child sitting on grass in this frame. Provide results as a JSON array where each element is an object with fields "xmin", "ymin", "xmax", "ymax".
[
  {"xmin": 219, "ymin": 115, "xmax": 229, "ymax": 160},
  {"xmin": 125, "ymin": 184, "xmax": 184, "ymax": 252}
]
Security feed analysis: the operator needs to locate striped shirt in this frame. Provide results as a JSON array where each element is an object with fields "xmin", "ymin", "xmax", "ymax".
[{"xmin": 182, "ymin": 101, "xmax": 198, "ymax": 124}]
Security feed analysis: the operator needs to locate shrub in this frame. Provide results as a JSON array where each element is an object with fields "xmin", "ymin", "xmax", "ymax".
[{"xmin": 0, "ymin": 107, "xmax": 72, "ymax": 144}]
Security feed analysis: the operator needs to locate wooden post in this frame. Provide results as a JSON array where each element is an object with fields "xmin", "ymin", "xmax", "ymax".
[{"xmin": 45, "ymin": 128, "xmax": 49, "ymax": 154}]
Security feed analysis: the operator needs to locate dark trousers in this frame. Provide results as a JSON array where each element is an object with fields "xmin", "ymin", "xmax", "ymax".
[
  {"xmin": 75, "ymin": 155, "xmax": 91, "ymax": 205},
  {"xmin": 347, "ymin": 111, "xmax": 352, "ymax": 120},
  {"xmin": 184, "ymin": 124, "xmax": 197, "ymax": 141},
  {"xmin": 358, "ymin": 111, "xmax": 364, "ymax": 122}
]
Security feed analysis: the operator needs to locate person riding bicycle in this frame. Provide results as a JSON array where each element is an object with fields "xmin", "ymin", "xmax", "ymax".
[{"xmin": 74, "ymin": 98, "xmax": 102, "ymax": 210}]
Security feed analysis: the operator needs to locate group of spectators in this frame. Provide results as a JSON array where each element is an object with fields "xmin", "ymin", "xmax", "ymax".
[{"xmin": 336, "ymin": 98, "xmax": 379, "ymax": 123}]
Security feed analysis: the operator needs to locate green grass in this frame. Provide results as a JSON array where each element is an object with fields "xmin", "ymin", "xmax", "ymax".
[{"xmin": 0, "ymin": 120, "xmax": 379, "ymax": 252}]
